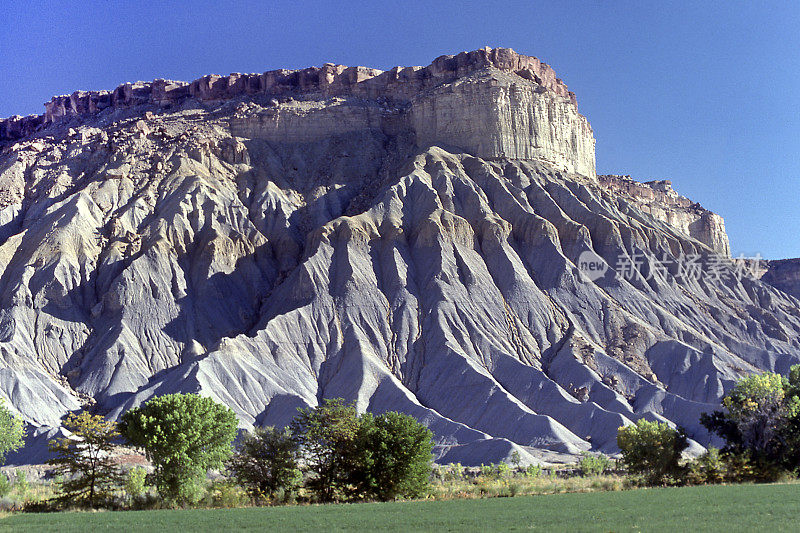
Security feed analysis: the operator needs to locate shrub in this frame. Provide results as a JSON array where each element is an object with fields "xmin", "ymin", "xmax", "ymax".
[
  {"xmin": 0, "ymin": 400, "xmax": 25, "ymax": 465},
  {"xmin": 13, "ymin": 470, "xmax": 28, "ymax": 495},
  {"xmin": 48, "ymin": 412, "xmax": 121, "ymax": 508},
  {"xmin": 202, "ymin": 481, "xmax": 251, "ymax": 508},
  {"xmin": 495, "ymin": 462, "xmax": 511, "ymax": 478},
  {"xmin": 525, "ymin": 464, "xmax": 542, "ymax": 478},
  {"xmin": 577, "ymin": 452, "xmax": 612, "ymax": 476},
  {"xmin": 227, "ymin": 426, "xmax": 301, "ymax": 501},
  {"xmin": 120, "ymin": 393, "xmax": 238, "ymax": 503},
  {"xmin": 291, "ymin": 399, "xmax": 361, "ymax": 502},
  {"xmin": 290, "ymin": 400, "xmax": 433, "ymax": 502},
  {"xmin": 0, "ymin": 473, "xmax": 10, "ymax": 498},
  {"xmin": 351, "ymin": 411, "xmax": 433, "ymax": 501},
  {"xmin": 617, "ymin": 419, "xmax": 688, "ymax": 485},
  {"xmin": 445, "ymin": 463, "xmax": 464, "ymax": 481},
  {"xmin": 125, "ymin": 467, "xmax": 148, "ymax": 498}
]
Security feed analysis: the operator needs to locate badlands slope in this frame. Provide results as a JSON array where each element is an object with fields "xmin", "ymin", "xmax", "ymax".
[{"xmin": 1, "ymin": 48, "xmax": 799, "ymax": 464}]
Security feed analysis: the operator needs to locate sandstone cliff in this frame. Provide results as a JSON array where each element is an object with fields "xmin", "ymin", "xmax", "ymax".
[
  {"xmin": 598, "ymin": 175, "xmax": 730, "ymax": 256},
  {"xmin": 1, "ymin": 48, "xmax": 797, "ymax": 466}
]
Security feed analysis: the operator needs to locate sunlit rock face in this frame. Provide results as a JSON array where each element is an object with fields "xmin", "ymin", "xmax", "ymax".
[
  {"xmin": 598, "ymin": 175, "xmax": 730, "ymax": 256},
  {"xmin": 1, "ymin": 48, "xmax": 799, "ymax": 466}
]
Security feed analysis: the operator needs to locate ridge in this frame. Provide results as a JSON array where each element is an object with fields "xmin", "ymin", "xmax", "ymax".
[{"xmin": 0, "ymin": 47, "xmax": 577, "ymax": 145}]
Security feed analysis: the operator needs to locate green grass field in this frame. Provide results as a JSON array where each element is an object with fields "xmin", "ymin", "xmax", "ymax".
[{"xmin": 2, "ymin": 483, "xmax": 799, "ymax": 532}]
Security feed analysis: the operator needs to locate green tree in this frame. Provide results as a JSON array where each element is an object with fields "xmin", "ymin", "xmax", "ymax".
[
  {"xmin": 119, "ymin": 393, "xmax": 238, "ymax": 503},
  {"xmin": 0, "ymin": 399, "xmax": 25, "ymax": 464},
  {"xmin": 701, "ymin": 369, "xmax": 800, "ymax": 476},
  {"xmin": 617, "ymin": 419, "xmax": 688, "ymax": 485},
  {"xmin": 352, "ymin": 411, "xmax": 433, "ymax": 501},
  {"xmin": 227, "ymin": 426, "xmax": 301, "ymax": 501},
  {"xmin": 48, "ymin": 412, "xmax": 122, "ymax": 508},
  {"xmin": 291, "ymin": 399, "xmax": 361, "ymax": 502}
]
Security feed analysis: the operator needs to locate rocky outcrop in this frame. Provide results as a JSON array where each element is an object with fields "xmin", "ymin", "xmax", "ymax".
[
  {"xmin": 1, "ymin": 47, "xmax": 595, "ymax": 178},
  {"xmin": 761, "ymin": 259, "xmax": 800, "ymax": 299},
  {"xmin": 598, "ymin": 175, "xmax": 730, "ymax": 256},
  {"xmin": 1, "ymin": 49, "xmax": 798, "ymax": 466}
]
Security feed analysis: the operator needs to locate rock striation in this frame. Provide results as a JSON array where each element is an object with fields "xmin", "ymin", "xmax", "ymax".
[{"xmin": 1, "ymin": 48, "xmax": 798, "ymax": 466}]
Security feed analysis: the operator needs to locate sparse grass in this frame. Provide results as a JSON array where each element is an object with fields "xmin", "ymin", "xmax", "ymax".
[
  {"xmin": 429, "ymin": 473, "xmax": 628, "ymax": 500},
  {"xmin": 3, "ymin": 483, "xmax": 800, "ymax": 531}
]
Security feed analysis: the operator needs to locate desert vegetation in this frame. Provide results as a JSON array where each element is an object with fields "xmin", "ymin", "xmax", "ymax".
[{"xmin": 3, "ymin": 365, "xmax": 800, "ymax": 515}]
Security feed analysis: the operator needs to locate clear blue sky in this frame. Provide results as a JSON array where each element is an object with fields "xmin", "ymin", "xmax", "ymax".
[{"xmin": 2, "ymin": 1, "xmax": 798, "ymax": 258}]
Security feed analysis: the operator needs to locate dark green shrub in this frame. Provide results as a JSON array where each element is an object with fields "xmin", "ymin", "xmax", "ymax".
[
  {"xmin": 227, "ymin": 426, "xmax": 301, "ymax": 501},
  {"xmin": 351, "ymin": 411, "xmax": 433, "ymax": 501},
  {"xmin": 291, "ymin": 399, "xmax": 361, "ymax": 502}
]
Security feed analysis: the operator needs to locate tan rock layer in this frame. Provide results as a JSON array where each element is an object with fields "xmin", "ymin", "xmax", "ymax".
[
  {"xmin": 1, "ymin": 47, "xmax": 577, "ymax": 145},
  {"xmin": 598, "ymin": 175, "xmax": 730, "ymax": 255}
]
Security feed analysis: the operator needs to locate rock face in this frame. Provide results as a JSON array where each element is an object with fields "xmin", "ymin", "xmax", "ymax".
[
  {"xmin": 761, "ymin": 259, "xmax": 800, "ymax": 299},
  {"xmin": 598, "ymin": 175, "xmax": 730, "ymax": 256},
  {"xmin": 2, "ymin": 47, "xmax": 594, "ymax": 178},
  {"xmin": 1, "ymin": 48, "xmax": 799, "ymax": 466}
]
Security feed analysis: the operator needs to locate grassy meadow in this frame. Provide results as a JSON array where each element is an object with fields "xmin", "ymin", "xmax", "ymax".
[{"xmin": 2, "ymin": 483, "xmax": 799, "ymax": 532}]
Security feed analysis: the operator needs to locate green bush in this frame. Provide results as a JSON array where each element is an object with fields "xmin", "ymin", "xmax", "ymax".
[
  {"xmin": 495, "ymin": 462, "xmax": 511, "ymax": 478},
  {"xmin": 227, "ymin": 426, "xmax": 301, "ymax": 501},
  {"xmin": 0, "ymin": 400, "xmax": 25, "ymax": 465},
  {"xmin": 125, "ymin": 467, "xmax": 148, "ymax": 498},
  {"xmin": 14, "ymin": 470, "xmax": 28, "ymax": 495},
  {"xmin": 617, "ymin": 419, "xmax": 688, "ymax": 485},
  {"xmin": 577, "ymin": 452, "xmax": 612, "ymax": 476},
  {"xmin": 351, "ymin": 411, "xmax": 433, "ymax": 501},
  {"xmin": 289, "ymin": 400, "xmax": 433, "ymax": 502},
  {"xmin": 525, "ymin": 464, "xmax": 542, "ymax": 478},
  {"xmin": 202, "ymin": 481, "xmax": 251, "ymax": 508},
  {"xmin": 688, "ymin": 448, "xmax": 726, "ymax": 485},
  {"xmin": 0, "ymin": 473, "xmax": 10, "ymax": 497},
  {"xmin": 120, "ymin": 393, "xmax": 238, "ymax": 503}
]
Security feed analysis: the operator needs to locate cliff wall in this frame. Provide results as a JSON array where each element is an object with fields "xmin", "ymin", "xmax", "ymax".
[
  {"xmin": 1, "ymin": 47, "xmax": 596, "ymax": 178},
  {"xmin": 598, "ymin": 175, "xmax": 730, "ymax": 255}
]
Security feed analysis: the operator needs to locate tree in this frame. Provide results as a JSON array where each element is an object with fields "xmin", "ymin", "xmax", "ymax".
[
  {"xmin": 0, "ymin": 399, "xmax": 25, "ymax": 464},
  {"xmin": 701, "ymin": 369, "xmax": 800, "ymax": 474},
  {"xmin": 119, "ymin": 393, "xmax": 238, "ymax": 502},
  {"xmin": 227, "ymin": 426, "xmax": 301, "ymax": 501},
  {"xmin": 351, "ymin": 411, "xmax": 433, "ymax": 501},
  {"xmin": 290, "ymin": 398, "xmax": 361, "ymax": 502},
  {"xmin": 617, "ymin": 419, "xmax": 688, "ymax": 485},
  {"xmin": 48, "ymin": 412, "xmax": 122, "ymax": 508}
]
